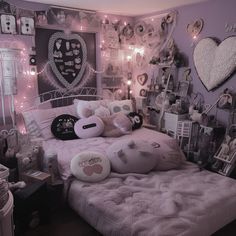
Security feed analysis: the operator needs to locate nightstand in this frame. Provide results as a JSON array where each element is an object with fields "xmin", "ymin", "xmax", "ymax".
[{"xmin": 13, "ymin": 182, "xmax": 50, "ymax": 235}]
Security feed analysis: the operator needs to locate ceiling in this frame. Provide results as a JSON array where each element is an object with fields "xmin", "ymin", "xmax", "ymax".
[{"xmin": 25, "ymin": 0, "xmax": 209, "ymax": 16}]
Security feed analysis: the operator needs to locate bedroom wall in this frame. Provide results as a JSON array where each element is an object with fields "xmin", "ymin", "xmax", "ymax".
[
  {"xmin": 133, "ymin": 0, "xmax": 236, "ymax": 126},
  {"xmin": 0, "ymin": 0, "xmax": 235, "ymax": 128},
  {"xmin": 0, "ymin": 0, "xmax": 133, "ymax": 127}
]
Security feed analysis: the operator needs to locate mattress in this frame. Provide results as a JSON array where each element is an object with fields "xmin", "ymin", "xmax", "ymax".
[
  {"xmin": 42, "ymin": 128, "xmax": 236, "ymax": 236},
  {"xmin": 42, "ymin": 128, "xmax": 175, "ymax": 180}
]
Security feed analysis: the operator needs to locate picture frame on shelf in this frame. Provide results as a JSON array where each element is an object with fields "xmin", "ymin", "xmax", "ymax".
[
  {"xmin": 35, "ymin": 11, "xmax": 48, "ymax": 26},
  {"xmin": 20, "ymin": 16, "xmax": 35, "ymax": 35},
  {"xmin": 0, "ymin": 14, "xmax": 17, "ymax": 34},
  {"xmin": 178, "ymin": 81, "xmax": 190, "ymax": 97}
]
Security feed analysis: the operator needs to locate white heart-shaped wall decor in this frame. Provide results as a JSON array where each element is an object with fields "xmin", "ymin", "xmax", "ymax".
[{"xmin": 193, "ymin": 37, "xmax": 236, "ymax": 91}]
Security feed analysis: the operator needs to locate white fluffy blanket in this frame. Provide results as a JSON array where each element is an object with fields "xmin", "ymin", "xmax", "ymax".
[{"xmin": 68, "ymin": 163, "xmax": 236, "ymax": 236}]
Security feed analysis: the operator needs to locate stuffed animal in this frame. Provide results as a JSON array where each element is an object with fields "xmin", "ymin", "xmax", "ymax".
[
  {"xmin": 101, "ymin": 113, "xmax": 132, "ymax": 137},
  {"xmin": 127, "ymin": 112, "xmax": 143, "ymax": 130}
]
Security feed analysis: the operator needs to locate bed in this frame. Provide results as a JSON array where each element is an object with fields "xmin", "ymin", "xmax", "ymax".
[{"xmin": 21, "ymin": 89, "xmax": 236, "ymax": 236}]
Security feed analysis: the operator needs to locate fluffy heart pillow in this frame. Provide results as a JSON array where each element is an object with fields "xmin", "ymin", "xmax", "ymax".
[
  {"xmin": 70, "ymin": 151, "xmax": 110, "ymax": 182},
  {"xmin": 193, "ymin": 36, "xmax": 236, "ymax": 91},
  {"xmin": 106, "ymin": 139, "xmax": 158, "ymax": 174}
]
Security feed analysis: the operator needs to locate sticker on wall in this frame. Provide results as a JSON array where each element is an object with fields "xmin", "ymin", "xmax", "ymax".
[
  {"xmin": 137, "ymin": 73, "xmax": 148, "ymax": 86},
  {"xmin": 20, "ymin": 17, "xmax": 35, "ymax": 35},
  {"xmin": 48, "ymin": 32, "xmax": 88, "ymax": 90},
  {"xmin": 105, "ymin": 28, "xmax": 119, "ymax": 49},
  {"xmin": 187, "ymin": 18, "xmax": 204, "ymax": 38},
  {"xmin": 0, "ymin": 14, "xmax": 16, "ymax": 34},
  {"xmin": 121, "ymin": 24, "xmax": 134, "ymax": 40},
  {"xmin": 134, "ymin": 21, "xmax": 147, "ymax": 37},
  {"xmin": 139, "ymin": 89, "xmax": 147, "ymax": 97}
]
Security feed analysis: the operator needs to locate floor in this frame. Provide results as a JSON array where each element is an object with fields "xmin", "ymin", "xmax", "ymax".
[
  {"xmin": 20, "ymin": 204, "xmax": 102, "ymax": 236},
  {"xmin": 18, "ymin": 203, "xmax": 236, "ymax": 236}
]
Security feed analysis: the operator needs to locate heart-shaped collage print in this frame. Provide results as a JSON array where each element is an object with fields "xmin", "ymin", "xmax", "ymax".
[{"xmin": 48, "ymin": 32, "xmax": 87, "ymax": 90}]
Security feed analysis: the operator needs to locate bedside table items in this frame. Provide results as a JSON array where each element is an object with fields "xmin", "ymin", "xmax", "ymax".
[
  {"xmin": 176, "ymin": 120, "xmax": 199, "ymax": 158},
  {"xmin": 43, "ymin": 151, "xmax": 62, "ymax": 185},
  {"xmin": 16, "ymin": 144, "xmax": 41, "ymax": 181},
  {"xmin": 0, "ymin": 178, "xmax": 9, "ymax": 209},
  {"xmin": 0, "ymin": 190, "xmax": 14, "ymax": 236},
  {"xmin": 163, "ymin": 112, "xmax": 188, "ymax": 138},
  {"xmin": 213, "ymin": 135, "xmax": 236, "ymax": 176},
  {"xmin": 22, "ymin": 170, "xmax": 51, "ymax": 184},
  {"xmin": 0, "ymin": 164, "xmax": 9, "ymax": 180}
]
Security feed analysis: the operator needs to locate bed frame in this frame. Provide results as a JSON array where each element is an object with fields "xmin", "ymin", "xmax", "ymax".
[{"xmin": 22, "ymin": 87, "xmax": 102, "ymax": 111}]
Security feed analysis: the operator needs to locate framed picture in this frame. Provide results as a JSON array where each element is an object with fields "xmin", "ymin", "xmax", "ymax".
[
  {"xmin": 35, "ymin": 11, "xmax": 48, "ymax": 26},
  {"xmin": 20, "ymin": 16, "xmax": 35, "ymax": 35},
  {"xmin": 0, "ymin": 14, "xmax": 16, "ymax": 34},
  {"xmin": 178, "ymin": 81, "xmax": 189, "ymax": 97},
  {"xmin": 139, "ymin": 89, "xmax": 147, "ymax": 97}
]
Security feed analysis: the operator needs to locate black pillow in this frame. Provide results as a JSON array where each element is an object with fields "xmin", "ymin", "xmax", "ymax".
[
  {"xmin": 51, "ymin": 114, "xmax": 79, "ymax": 140},
  {"xmin": 127, "ymin": 112, "xmax": 143, "ymax": 130}
]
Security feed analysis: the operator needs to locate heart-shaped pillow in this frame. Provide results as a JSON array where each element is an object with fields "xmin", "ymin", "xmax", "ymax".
[{"xmin": 193, "ymin": 36, "xmax": 236, "ymax": 91}]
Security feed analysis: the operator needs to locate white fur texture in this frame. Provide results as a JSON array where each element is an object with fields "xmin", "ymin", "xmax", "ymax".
[{"xmin": 193, "ymin": 37, "xmax": 236, "ymax": 91}]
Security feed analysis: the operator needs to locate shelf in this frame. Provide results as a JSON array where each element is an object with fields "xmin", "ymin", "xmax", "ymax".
[{"xmin": 214, "ymin": 155, "xmax": 232, "ymax": 164}]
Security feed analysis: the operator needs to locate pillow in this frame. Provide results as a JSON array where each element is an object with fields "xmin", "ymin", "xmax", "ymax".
[
  {"xmin": 127, "ymin": 112, "xmax": 143, "ymax": 130},
  {"xmin": 106, "ymin": 139, "xmax": 158, "ymax": 174},
  {"xmin": 108, "ymin": 99, "xmax": 133, "ymax": 115},
  {"xmin": 22, "ymin": 104, "xmax": 76, "ymax": 140},
  {"xmin": 101, "ymin": 113, "xmax": 132, "ymax": 137},
  {"xmin": 51, "ymin": 114, "xmax": 79, "ymax": 140},
  {"xmin": 70, "ymin": 151, "xmax": 110, "ymax": 182},
  {"xmin": 74, "ymin": 115, "xmax": 105, "ymax": 139},
  {"xmin": 94, "ymin": 106, "xmax": 110, "ymax": 118},
  {"xmin": 73, "ymin": 99, "xmax": 110, "ymax": 118},
  {"xmin": 153, "ymin": 138, "xmax": 186, "ymax": 171}
]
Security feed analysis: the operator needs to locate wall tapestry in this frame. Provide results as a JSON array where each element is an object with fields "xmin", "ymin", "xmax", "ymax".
[
  {"xmin": 48, "ymin": 32, "xmax": 87, "ymax": 90},
  {"xmin": 193, "ymin": 36, "xmax": 236, "ymax": 91},
  {"xmin": 35, "ymin": 28, "xmax": 96, "ymax": 95}
]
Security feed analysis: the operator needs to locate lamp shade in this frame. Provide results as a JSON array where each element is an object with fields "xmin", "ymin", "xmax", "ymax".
[{"xmin": 0, "ymin": 48, "xmax": 22, "ymax": 95}]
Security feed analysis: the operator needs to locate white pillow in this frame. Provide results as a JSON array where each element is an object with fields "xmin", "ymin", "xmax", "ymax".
[
  {"xmin": 70, "ymin": 151, "xmax": 110, "ymax": 182},
  {"xmin": 106, "ymin": 139, "xmax": 158, "ymax": 174},
  {"xmin": 94, "ymin": 106, "xmax": 110, "ymax": 118},
  {"xmin": 73, "ymin": 99, "xmax": 110, "ymax": 118},
  {"xmin": 108, "ymin": 99, "xmax": 133, "ymax": 115},
  {"xmin": 74, "ymin": 115, "xmax": 105, "ymax": 139},
  {"xmin": 22, "ymin": 104, "xmax": 76, "ymax": 140}
]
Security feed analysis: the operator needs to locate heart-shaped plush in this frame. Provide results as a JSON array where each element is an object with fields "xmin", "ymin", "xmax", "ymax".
[
  {"xmin": 137, "ymin": 73, "xmax": 148, "ymax": 85},
  {"xmin": 193, "ymin": 37, "xmax": 236, "ymax": 91},
  {"xmin": 48, "ymin": 32, "xmax": 87, "ymax": 90}
]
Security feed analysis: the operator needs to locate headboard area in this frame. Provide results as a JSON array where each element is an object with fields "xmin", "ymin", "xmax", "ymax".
[
  {"xmin": 18, "ymin": 87, "xmax": 105, "ymax": 140},
  {"xmin": 33, "ymin": 87, "xmax": 102, "ymax": 109}
]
